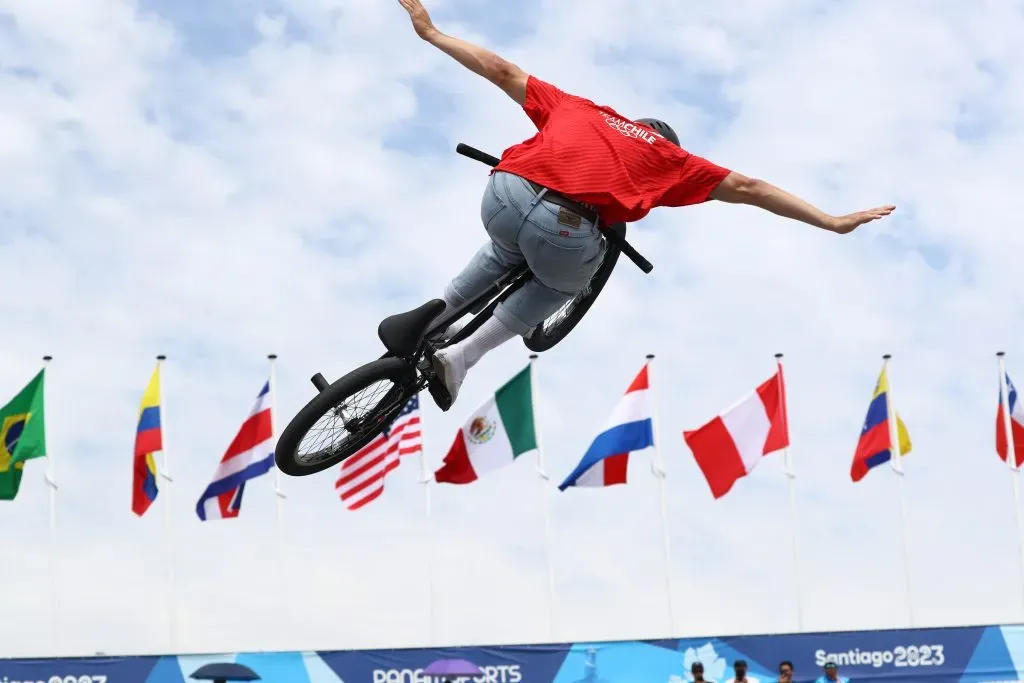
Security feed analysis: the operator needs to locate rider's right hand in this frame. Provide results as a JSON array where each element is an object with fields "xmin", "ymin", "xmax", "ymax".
[{"xmin": 827, "ymin": 205, "xmax": 897, "ymax": 234}]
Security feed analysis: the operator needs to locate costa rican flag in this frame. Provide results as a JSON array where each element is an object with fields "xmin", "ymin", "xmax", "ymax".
[
  {"xmin": 196, "ymin": 380, "xmax": 275, "ymax": 521},
  {"xmin": 558, "ymin": 365, "xmax": 654, "ymax": 490}
]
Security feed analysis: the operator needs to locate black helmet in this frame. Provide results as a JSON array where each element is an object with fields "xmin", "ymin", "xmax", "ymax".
[{"xmin": 636, "ymin": 118, "xmax": 679, "ymax": 146}]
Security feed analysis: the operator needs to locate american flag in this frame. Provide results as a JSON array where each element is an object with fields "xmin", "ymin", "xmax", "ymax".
[{"xmin": 335, "ymin": 395, "xmax": 422, "ymax": 510}]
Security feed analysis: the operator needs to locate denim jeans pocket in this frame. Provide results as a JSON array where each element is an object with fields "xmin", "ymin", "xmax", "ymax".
[{"xmin": 525, "ymin": 230, "xmax": 601, "ymax": 294}]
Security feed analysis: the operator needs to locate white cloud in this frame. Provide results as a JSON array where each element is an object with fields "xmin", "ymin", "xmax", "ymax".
[{"xmin": 1, "ymin": 0, "xmax": 1023, "ymax": 660}]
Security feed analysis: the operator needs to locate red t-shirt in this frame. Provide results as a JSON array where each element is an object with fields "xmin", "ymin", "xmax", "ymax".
[{"xmin": 493, "ymin": 76, "xmax": 731, "ymax": 224}]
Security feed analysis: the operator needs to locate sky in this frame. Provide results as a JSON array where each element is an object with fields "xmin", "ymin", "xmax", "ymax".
[{"xmin": 1, "ymin": 0, "xmax": 1024, "ymax": 661}]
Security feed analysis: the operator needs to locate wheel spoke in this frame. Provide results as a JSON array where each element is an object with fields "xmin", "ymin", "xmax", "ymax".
[{"xmin": 295, "ymin": 379, "xmax": 398, "ymax": 467}]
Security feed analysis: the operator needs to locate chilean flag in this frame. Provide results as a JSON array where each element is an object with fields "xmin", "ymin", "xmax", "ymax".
[
  {"xmin": 997, "ymin": 373, "xmax": 1024, "ymax": 469},
  {"xmin": 196, "ymin": 380, "xmax": 275, "ymax": 521},
  {"xmin": 558, "ymin": 365, "xmax": 654, "ymax": 490},
  {"xmin": 683, "ymin": 369, "xmax": 789, "ymax": 499}
]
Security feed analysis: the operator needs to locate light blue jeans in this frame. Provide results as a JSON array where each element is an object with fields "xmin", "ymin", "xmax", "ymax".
[{"xmin": 444, "ymin": 171, "xmax": 606, "ymax": 336}]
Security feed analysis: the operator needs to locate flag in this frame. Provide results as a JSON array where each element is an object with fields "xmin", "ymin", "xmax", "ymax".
[
  {"xmin": 336, "ymin": 395, "xmax": 422, "ymax": 510},
  {"xmin": 435, "ymin": 365, "xmax": 536, "ymax": 484},
  {"xmin": 196, "ymin": 379, "xmax": 275, "ymax": 520},
  {"xmin": 851, "ymin": 363, "xmax": 911, "ymax": 482},
  {"xmin": 0, "ymin": 369, "xmax": 47, "ymax": 501},
  {"xmin": 997, "ymin": 373, "xmax": 1024, "ymax": 469},
  {"xmin": 132, "ymin": 363, "xmax": 162, "ymax": 516},
  {"xmin": 559, "ymin": 364, "xmax": 653, "ymax": 490},
  {"xmin": 683, "ymin": 369, "xmax": 789, "ymax": 499}
]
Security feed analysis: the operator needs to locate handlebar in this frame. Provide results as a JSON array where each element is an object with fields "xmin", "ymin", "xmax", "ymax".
[
  {"xmin": 456, "ymin": 143, "xmax": 502, "ymax": 168},
  {"xmin": 455, "ymin": 143, "xmax": 653, "ymax": 274}
]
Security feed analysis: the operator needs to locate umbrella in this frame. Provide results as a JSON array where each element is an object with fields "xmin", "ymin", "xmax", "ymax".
[
  {"xmin": 423, "ymin": 658, "xmax": 483, "ymax": 678},
  {"xmin": 190, "ymin": 662, "xmax": 261, "ymax": 683}
]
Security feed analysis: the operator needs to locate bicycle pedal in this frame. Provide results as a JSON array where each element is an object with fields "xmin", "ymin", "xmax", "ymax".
[
  {"xmin": 421, "ymin": 355, "xmax": 453, "ymax": 411},
  {"xmin": 427, "ymin": 380, "xmax": 453, "ymax": 412}
]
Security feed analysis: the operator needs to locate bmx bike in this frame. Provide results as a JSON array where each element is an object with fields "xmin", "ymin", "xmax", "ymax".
[{"xmin": 274, "ymin": 143, "xmax": 654, "ymax": 477}]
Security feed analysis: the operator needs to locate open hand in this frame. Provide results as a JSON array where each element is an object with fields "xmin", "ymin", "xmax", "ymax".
[
  {"xmin": 398, "ymin": 0, "xmax": 436, "ymax": 40},
  {"xmin": 828, "ymin": 205, "xmax": 896, "ymax": 234}
]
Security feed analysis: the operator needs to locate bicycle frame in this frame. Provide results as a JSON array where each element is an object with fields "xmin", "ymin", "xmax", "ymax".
[{"xmin": 424, "ymin": 262, "xmax": 533, "ymax": 351}]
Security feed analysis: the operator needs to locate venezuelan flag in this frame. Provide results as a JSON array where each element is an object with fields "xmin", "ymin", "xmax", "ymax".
[
  {"xmin": 851, "ymin": 362, "xmax": 912, "ymax": 482},
  {"xmin": 132, "ymin": 363, "xmax": 162, "ymax": 516}
]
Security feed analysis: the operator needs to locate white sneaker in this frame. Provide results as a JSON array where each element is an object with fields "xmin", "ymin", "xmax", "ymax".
[{"xmin": 431, "ymin": 348, "xmax": 466, "ymax": 406}]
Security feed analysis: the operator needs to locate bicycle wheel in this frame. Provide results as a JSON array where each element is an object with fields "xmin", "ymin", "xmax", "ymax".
[
  {"xmin": 524, "ymin": 222, "xmax": 626, "ymax": 352},
  {"xmin": 275, "ymin": 357, "xmax": 416, "ymax": 477}
]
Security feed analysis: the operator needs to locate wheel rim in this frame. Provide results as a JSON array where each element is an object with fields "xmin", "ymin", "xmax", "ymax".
[
  {"xmin": 541, "ymin": 282, "xmax": 591, "ymax": 336},
  {"xmin": 294, "ymin": 378, "xmax": 404, "ymax": 468}
]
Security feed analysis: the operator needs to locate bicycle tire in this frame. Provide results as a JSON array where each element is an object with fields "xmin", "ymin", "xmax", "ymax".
[
  {"xmin": 524, "ymin": 222, "xmax": 626, "ymax": 352},
  {"xmin": 275, "ymin": 357, "xmax": 416, "ymax": 477}
]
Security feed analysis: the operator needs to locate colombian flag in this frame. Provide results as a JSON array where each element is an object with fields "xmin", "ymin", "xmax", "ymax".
[
  {"xmin": 132, "ymin": 363, "xmax": 162, "ymax": 516},
  {"xmin": 851, "ymin": 361, "xmax": 912, "ymax": 482}
]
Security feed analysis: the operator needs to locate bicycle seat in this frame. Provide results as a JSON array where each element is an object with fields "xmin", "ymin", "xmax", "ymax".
[{"xmin": 378, "ymin": 299, "xmax": 447, "ymax": 358}]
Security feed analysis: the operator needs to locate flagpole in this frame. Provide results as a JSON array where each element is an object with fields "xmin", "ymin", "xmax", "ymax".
[
  {"xmin": 997, "ymin": 351, "xmax": 1024, "ymax": 616},
  {"xmin": 268, "ymin": 353, "xmax": 287, "ymax": 644},
  {"xmin": 528, "ymin": 354, "xmax": 558, "ymax": 641},
  {"xmin": 883, "ymin": 354, "xmax": 914, "ymax": 627},
  {"xmin": 773, "ymin": 354, "xmax": 804, "ymax": 631},
  {"xmin": 269, "ymin": 355, "xmax": 285, "ymax": 528},
  {"xmin": 1011, "ymin": 468, "xmax": 1024, "ymax": 619},
  {"xmin": 417, "ymin": 407, "xmax": 437, "ymax": 646},
  {"xmin": 41, "ymin": 355, "xmax": 59, "ymax": 651},
  {"xmin": 645, "ymin": 354, "xmax": 675, "ymax": 637},
  {"xmin": 156, "ymin": 354, "xmax": 177, "ymax": 650}
]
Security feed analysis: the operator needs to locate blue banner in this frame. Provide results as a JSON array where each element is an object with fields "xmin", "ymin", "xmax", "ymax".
[{"xmin": 3, "ymin": 623, "xmax": 1024, "ymax": 683}]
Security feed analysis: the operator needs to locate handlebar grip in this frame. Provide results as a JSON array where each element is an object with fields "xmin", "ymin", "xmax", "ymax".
[
  {"xmin": 456, "ymin": 143, "xmax": 500, "ymax": 167},
  {"xmin": 620, "ymin": 240, "xmax": 654, "ymax": 274},
  {"xmin": 602, "ymin": 226, "xmax": 654, "ymax": 273}
]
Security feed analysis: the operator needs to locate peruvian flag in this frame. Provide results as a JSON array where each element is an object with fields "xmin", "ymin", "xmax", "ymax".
[{"xmin": 683, "ymin": 369, "xmax": 789, "ymax": 499}]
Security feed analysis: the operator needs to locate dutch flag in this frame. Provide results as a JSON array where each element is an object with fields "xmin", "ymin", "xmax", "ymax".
[{"xmin": 559, "ymin": 365, "xmax": 654, "ymax": 490}]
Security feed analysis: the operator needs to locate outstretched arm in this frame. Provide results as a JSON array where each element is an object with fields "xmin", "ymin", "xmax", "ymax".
[
  {"xmin": 398, "ymin": 0, "xmax": 528, "ymax": 105},
  {"xmin": 710, "ymin": 171, "xmax": 895, "ymax": 234}
]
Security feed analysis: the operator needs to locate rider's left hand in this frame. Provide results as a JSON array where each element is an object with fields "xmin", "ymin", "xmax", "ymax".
[{"xmin": 398, "ymin": 0, "xmax": 437, "ymax": 40}]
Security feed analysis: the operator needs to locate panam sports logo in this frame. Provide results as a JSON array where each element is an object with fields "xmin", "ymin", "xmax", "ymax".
[{"xmin": 371, "ymin": 664, "xmax": 522, "ymax": 683}]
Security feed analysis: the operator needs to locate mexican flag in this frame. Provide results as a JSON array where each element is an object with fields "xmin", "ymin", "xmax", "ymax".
[
  {"xmin": 435, "ymin": 365, "xmax": 537, "ymax": 484},
  {"xmin": 0, "ymin": 368, "xmax": 48, "ymax": 501}
]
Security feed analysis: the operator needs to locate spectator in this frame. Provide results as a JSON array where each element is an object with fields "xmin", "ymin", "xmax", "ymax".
[
  {"xmin": 691, "ymin": 662, "xmax": 710, "ymax": 682},
  {"xmin": 815, "ymin": 662, "xmax": 849, "ymax": 683},
  {"xmin": 776, "ymin": 661, "xmax": 794, "ymax": 683},
  {"xmin": 727, "ymin": 659, "xmax": 759, "ymax": 683}
]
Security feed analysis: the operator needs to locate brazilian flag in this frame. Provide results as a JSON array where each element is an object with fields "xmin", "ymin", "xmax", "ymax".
[{"xmin": 0, "ymin": 369, "xmax": 47, "ymax": 501}]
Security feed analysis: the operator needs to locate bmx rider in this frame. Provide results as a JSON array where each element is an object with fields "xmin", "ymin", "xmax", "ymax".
[{"xmin": 396, "ymin": 0, "xmax": 895, "ymax": 409}]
